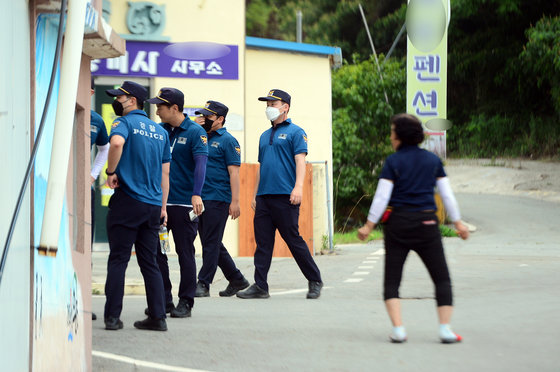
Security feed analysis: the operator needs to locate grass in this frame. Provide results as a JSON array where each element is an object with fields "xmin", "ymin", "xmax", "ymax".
[{"xmin": 333, "ymin": 225, "xmax": 458, "ymax": 246}]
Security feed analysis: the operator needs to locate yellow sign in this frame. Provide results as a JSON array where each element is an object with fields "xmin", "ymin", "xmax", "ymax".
[{"xmin": 406, "ymin": 0, "xmax": 449, "ymax": 158}]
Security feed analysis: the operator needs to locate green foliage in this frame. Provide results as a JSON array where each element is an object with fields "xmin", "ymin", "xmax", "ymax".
[
  {"xmin": 519, "ymin": 16, "xmax": 560, "ymax": 113},
  {"xmin": 332, "ymin": 56, "xmax": 406, "ymax": 228},
  {"xmin": 333, "ymin": 228, "xmax": 383, "ymax": 245}
]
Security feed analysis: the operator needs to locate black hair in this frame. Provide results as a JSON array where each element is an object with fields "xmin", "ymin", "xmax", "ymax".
[
  {"xmin": 128, "ymin": 95, "xmax": 144, "ymax": 110},
  {"xmin": 391, "ymin": 113, "xmax": 424, "ymax": 146}
]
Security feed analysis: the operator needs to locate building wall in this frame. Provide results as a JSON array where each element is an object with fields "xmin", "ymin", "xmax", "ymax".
[{"xmin": 0, "ymin": 1, "xmax": 32, "ymax": 371}]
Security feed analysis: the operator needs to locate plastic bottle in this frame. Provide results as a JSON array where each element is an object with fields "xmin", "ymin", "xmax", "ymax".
[{"xmin": 159, "ymin": 225, "xmax": 170, "ymax": 254}]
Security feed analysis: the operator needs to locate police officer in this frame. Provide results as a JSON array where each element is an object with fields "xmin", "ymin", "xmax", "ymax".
[
  {"xmin": 146, "ymin": 88, "xmax": 208, "ymax": 318},
  {"xmin": 237, "ymin": 89, "xmax": 323, "ymax": 300},
  {"xmin": 192, "ymin": 101, "xmax": 249, "ymax": 297},
  {"xmin": 103, "ymin": 81, "xmax": 171, "ymax": 331},
  {"xmin": 90, "ymin": 79, "xmax": 109, "ymax": 321}
]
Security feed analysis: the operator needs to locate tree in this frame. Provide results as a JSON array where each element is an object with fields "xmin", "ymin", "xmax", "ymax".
[{"xmin": 332, "ymin": 56, "xmax": 406, "ymax": 229}]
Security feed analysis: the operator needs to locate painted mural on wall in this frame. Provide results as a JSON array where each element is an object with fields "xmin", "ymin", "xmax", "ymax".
[{"xmin": 32, "ymin": 14, "xmax": 86, "ymax": 371}]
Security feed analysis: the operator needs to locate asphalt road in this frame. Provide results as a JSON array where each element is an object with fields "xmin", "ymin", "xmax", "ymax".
[{"xmin": 92, "ymin": 193, "xmax": 560, "ymax": 372}]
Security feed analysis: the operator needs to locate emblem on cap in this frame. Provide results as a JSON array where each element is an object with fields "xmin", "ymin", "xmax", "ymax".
[{"xmin": 268, "ymin": 90, "xmax": 275, "ymax": 97}]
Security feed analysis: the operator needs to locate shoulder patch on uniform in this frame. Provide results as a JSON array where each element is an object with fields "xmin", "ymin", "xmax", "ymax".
[
  {"xmin": 200, "ymin": 135, "xmax": 208, "ymax": 145},
  {"xmin": 112, "ymin": 121, "xmax": 120, "ymax": 128},
  {"xmin": 302, "ymin": 134, "xmax": 307, "ymax": 143},
  {"xmin": 235, "ymin": 146, "xmax": 241, "ymax": 155}
]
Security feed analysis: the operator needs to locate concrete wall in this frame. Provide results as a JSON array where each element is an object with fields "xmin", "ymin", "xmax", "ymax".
[{"xmin": 0, "ymin": 1, "xmax": 31, "ymax": 371}]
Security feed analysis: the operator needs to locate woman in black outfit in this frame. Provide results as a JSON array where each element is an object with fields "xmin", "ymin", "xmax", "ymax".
[{"xmin": 358, "ymin": 113, "xmax": 469, "ymax": 343}]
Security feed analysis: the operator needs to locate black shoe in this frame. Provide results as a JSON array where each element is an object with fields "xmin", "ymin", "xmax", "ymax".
[
  {"xmin": 194, "ymin": 282, "xmax": 210, "ymax": 297},
  {"xmin": 170, "ymin": 299, "xmax": 192, "ymax": 318},
  {"xmin": 236, "ymin": 283, "xmax": 270, "ymax": 299},
  {"xmin": 92, "ymin": 312, "xmax": 97, "ymax": 321},
  {"xmin": 104, "ymin": 317, "xmax": 123, "ymax": 330},
  {"xmin": 219, "ymin": 277, "xmax": 250, "ymax": 297},
  {"xmin": 306, "ymin": 281, "xmax": 323, "ymax": 299},
  {"xmin": 144, "ymin": 302, "xmax": 175, "ymax": 316},
  {"xmin": 133, "ymin": 317, "xmax": 167, "ymax": 331}
]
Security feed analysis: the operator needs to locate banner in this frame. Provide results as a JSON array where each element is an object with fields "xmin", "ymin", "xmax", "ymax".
[
  {"xmin": 92, "ymin": 41, "xmax": 239, "ymax": 80},
  {"xmin": 406, "ymin": 0, "xmax": 449, "ymax": 158}
]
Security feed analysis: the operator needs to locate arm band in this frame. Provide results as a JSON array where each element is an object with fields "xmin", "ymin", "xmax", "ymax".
[
  {"xmin": 192, "ymin": 154, "xmax": 207, "ymax": 196},
  {"xmin": 436, "ymin": 177, "xmax": 461, "ymax": 222},
  {"xmin": 367, "ymin": 179, "xmax": 394, "ymax": 224},
  {"xmin": 91, "ymin": 143, "xmax": 110, "ymax": 179}
]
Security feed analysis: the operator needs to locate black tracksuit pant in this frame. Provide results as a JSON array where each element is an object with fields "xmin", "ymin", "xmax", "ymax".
[{"xmin": 383, "ymin": 210, "xmax": 453, "ymax": 306}]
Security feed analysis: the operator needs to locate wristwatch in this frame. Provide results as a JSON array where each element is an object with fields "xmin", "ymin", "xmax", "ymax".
[{"xmin": 105, "ymin": 169, "xmax": 116, "ymax": 176}]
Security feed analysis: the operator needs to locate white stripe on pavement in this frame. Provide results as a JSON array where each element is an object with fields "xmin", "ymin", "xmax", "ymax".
[
  {"xmin": 372, "ymin": 248, "xmax": 385, "ymax": 255},
  {"xmin": 92, "ymin": 350, "xmax": 211, "ymax": 372},
  {"xmin": 358, "ymin": 266, "xmax": 374, "ymax": 269},
  {"xmin": 352, "ymin": 271, "xmax": 370, "ymax": 276},
  {"xmin": 344, "ymin": 278, "xmax": 363, "ymax": 283}
]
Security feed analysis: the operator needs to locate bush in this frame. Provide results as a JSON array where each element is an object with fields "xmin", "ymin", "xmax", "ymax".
[{"xmin": 332, "ymin": 55, "xmax": 406, "ymax": 230}]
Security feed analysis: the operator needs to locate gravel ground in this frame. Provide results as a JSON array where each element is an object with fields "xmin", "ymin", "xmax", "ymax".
[{"xmin": 445, "ymin": 158, "xmax": 560, "ymax": 203}]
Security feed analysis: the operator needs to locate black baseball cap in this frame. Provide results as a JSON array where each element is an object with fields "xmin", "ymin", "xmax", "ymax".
[
  {"xmin": 195, "ymin": 101, "xmax": 229, "ymax": 117},
  {"xmin": 146, "ymin": 87, "xmax": 185, "ymax": 110},
  {"xmin": 105, "ymin": 81, "xmax": 147, "ymax": 102},
  {"xmin": 258, "ymin": 89, "xmax": 291, "ymax": 105}
]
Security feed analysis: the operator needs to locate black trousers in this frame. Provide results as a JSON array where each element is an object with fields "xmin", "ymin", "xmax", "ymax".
[
  {"xmin": 253, "ymin": 195, "xmax": 322, "ymax": 291},
  {"xmin": 104, "ymin": 189, "xmax": 166, "ymax": 319},
  {"xmin": 383, "ymin": 210, "xmax": 453, "ymax": 306},
  {"xmin": 156, "ymin": 205, "xmax": 198, "ymax": 308},
  {"xmin": 197, "ymin": 200, "xmax": 244, "ymax": 286}
]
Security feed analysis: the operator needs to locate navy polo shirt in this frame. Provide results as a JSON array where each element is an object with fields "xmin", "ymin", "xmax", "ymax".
[
  {"xmin": 90, "ymin": 110, "xmax": 109, "ymax": 148},
  {"xmin": 379, "ymin": 144, "xmax": 446, "ymax": 211},
  {"xmin": 163, "ymin": 116, "xmax": 208, "ymax": 205},
  {"xmin": 109, "ymin": 109, "xmax": 171, "ymax": 206},
  {"xmin": 202, "ymin": 127, "xmax": 241, "ymax": 203},
  {"xmin": 257, "ymin": 119, "xmax": 308, "ymax": 196}
]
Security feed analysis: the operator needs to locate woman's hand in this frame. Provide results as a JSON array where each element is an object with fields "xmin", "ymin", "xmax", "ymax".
[
  {"xmin": 454, "ymin": 221, "xmax": 469, "ymax": 240},
  {"xmin": 358, "ymin": 221, "xmax": 376, "ymax": 241}
]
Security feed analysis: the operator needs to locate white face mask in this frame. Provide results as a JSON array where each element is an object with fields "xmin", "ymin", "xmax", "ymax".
[{"xmin": 265, "ymin": 106, "xmax": 283, "ymax": 121}]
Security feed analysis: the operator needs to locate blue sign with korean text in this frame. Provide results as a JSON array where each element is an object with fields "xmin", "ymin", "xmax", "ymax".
[{"xmin": 91, "ymin": 41, "xmax": 239, "ymax": 80}]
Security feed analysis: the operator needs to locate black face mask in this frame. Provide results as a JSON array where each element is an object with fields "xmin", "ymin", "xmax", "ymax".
[
  {"xmin": 203, "ymin": 117, "xmax": 214, "ymax": 132},
  {"xmin": 112, "ymin": 99, "xmax": 124, "ymax": 116}
]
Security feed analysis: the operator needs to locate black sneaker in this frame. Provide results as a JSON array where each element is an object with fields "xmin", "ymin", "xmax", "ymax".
[
  {"xmin": 306, "ymin": 281, "xmax": 323, "ymax": 299},
  {"xmin": 104, "ymin": 317, "xmax": 123, "ymax": 330},
  {"xmin": 194, "ymin": 282, "xmax": 210, "ymax": 297},
  {"xmin": 236, "ymin": 283, "xmax": 270, "ymax": 299},
  {"xmin": 144, "ymin": 302, "xmax": 175, "ymax": 316},
  {"xmin": 219, "ymin": 277, "xmax": 250, "ymax": 297},
  {"xmin": 92, "ymin": 312, "xmax": 97, "ymax": 321},
  {"xmin": 170, "ymin": 299, "xmax": 192, "ymax": 318},
  {"xmin": 133, "ymin": 317, "xmax": 167, "ymax": 331}
]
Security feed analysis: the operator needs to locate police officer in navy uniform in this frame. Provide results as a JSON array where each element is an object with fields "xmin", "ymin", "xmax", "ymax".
[
  {"xmin": 237, "ymin": 89, "xmax": 323, "ymax": 299},
  {"xmin": 192, "ymin": 101, "xmax": 249, "ymax": 297},
  {"xmin": 147, "ymin": 88, "xmax": 208, "ymax": 318},
  {"xmin": 103, "ymin": 81, "xmax": 171, "ymax": 331}
]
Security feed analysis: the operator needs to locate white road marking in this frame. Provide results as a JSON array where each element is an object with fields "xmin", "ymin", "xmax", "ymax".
[
  {"xmin": 344, "ymin": 278, "xmax": 364, "ymax": 283},
  {"xmin": 271, "ymin": 287, "xmax": 331, "ymax": 296},
  {"xmin": 362, "ymin": 261, "xmax": 376, "ymax": 264},
  {"xmin": 372, "ymin": 248, "xmax": 385, "ymax": 255},
  {"xmin": 92, "ymin": 350, "xmax": 211, "ymax": 372},
  {"xmin": 358, "ymin": 266, "xmax": 374, "ymax": 269},
  {"xmin": 352, "ymin": 271, "xmax": 370, "ymax": 276}
]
